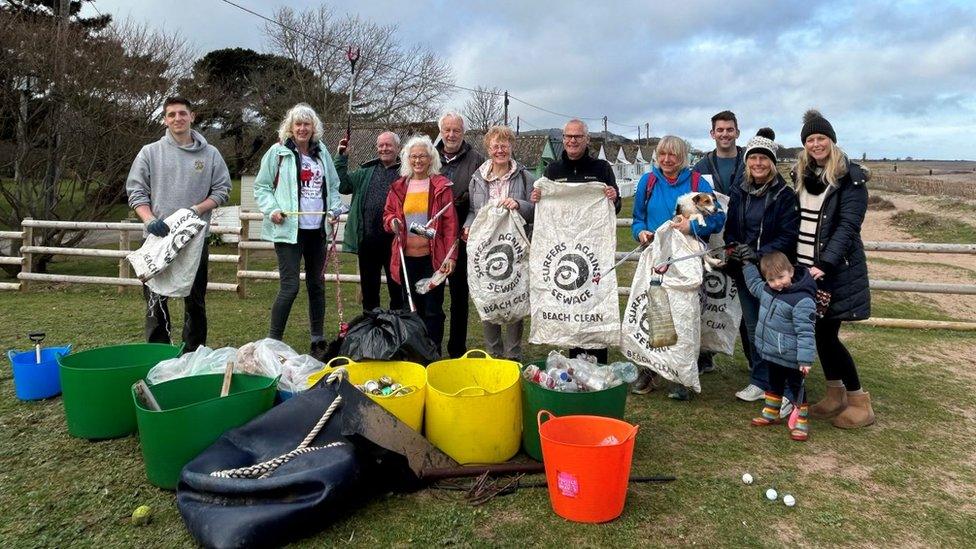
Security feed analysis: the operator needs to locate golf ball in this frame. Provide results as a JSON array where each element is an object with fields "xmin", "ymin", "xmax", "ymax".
[
  {"xmin": 742, "ymin": 473, "xmax": 754, "ymax": 485},
  {"xmin": 765, "ymin": 488, "xmax": 778, "ymax": 501},
  {"xmin": 783, "ymin": 494, "xmax": 796, "ymax": 507}
]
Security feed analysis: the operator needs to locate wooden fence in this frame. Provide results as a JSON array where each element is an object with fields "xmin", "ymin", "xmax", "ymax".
[{"xmin": 1, "ymin": 212, "xmax": 975, "ymax": 331}]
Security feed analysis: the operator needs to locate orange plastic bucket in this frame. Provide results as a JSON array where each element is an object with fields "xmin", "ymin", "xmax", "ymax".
[{"xmin": 537, "ymin": 410, "xmax": 639, "ymax": 523}]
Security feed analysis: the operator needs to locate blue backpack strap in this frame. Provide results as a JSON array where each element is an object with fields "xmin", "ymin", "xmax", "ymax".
[{"xmin": 691, "ymin": 171, "xmax": 700, "ymax": 193}]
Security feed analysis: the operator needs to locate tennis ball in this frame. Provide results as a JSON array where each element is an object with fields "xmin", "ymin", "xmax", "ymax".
[{"xmin": 131, "ymin": 505, "xmax": 152, "ymax": 526}]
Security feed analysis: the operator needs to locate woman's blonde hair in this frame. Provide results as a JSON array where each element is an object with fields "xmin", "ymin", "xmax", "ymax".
[
  {"xmin": 745, "ymin": 153, "xmax": 778, "ymax": 186},
  {"xmin": 277, "ymin": 103, "xmax": 323, "ymax": 143},
  {"xmin": 484, "ymin": 125, "xmax": 516, "ymax": 150},
  {"xmin": 399, "ymin": 134, "xmax": 442, "ymax": 178},
  {"xmin": 794, "ymin": 140, "xmax": 848, "ymax": 189},
  {"xmin": 655, "ymin": 135, "xmax": 690, "ymax": 172}
]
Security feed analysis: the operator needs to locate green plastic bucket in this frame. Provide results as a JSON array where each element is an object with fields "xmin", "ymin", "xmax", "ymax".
[
  {"xmin": 134, "ymin": 373, "xmax": 278, "ymax": 489},
  {"xmin": 58, "ymin": 343, "xmax": 183, "ymax": 439},
  {"xmin": 521, "ymin": 360, "xmax": 629, "ymax": 461}
]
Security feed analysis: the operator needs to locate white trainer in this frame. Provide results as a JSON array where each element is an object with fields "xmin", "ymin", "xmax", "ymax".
[
  {"xmin": 735, "ymin": 384, "xmax": 766, "ymax": 402},
  {"xmin": 779, "ymin": 401, "xmax": 795, "ymax": 419}
]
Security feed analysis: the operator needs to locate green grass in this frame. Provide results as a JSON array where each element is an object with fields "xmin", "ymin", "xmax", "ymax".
[
  {"xmin": 889, "ymin": 210, "xmax": 976, "ymax": 244},
  {"xmin": 3, "ymin": 257, "xmax": 976, "ymax": 546}
]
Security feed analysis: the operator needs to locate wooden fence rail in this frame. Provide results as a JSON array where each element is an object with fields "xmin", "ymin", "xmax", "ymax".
[{"xmin": 1, "ymin": 212, "xmax": 975, "ymax": 331}]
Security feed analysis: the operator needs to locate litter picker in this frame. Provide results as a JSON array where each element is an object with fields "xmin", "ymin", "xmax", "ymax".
[
  {"xmin": 28, "ymin": 331, "xmax": 45, "ymax": 363},
  {"xmin": 408, "ymin": 202, "xmax": 453, "ymax": 240},
  {"xmin": 392, "ymin": 219, "xmax": 416, "ymax": 312},
  {"xmin": 593, "ymin": 243, "xmax": 647, "ymax": 284},
  {"xmin": 345, "ymin": 46, "xmax": 360, "ymax": 142},
  {"xmin": 652, "ymin": 244, "xmax": 725, "ymax": 275}
]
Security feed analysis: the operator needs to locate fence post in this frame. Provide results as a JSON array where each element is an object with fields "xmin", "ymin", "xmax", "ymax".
[
  {"xmin": 237, "ymin": 215, "xmax": 248, "ymax": 298},
  {"xmin": 20, "ymin": 218, "xmax": 32, "ymax": 292},
  {"xmin": 118, "ymin": 223, "xmax": 130, "ymax": 294}
]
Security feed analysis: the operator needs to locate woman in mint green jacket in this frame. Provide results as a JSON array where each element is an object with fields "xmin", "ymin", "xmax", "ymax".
[{"xmin": 253, "ymin": 103, "xmax": 342, "ymax": 357}]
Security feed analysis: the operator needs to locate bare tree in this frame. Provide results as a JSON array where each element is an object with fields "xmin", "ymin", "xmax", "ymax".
[
  {"xmin": 263, "ymin": 6, "xmax": 455, "ymax": 125},
  {"xmin": 462, "ymin": 86, "xmax": 504, "ymax": 133},
  {"xmin": 0, "ymin": 9, "xmax": 193, "ymax": 272}
]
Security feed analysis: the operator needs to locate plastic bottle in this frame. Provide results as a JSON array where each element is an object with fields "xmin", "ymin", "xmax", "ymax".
[
  {"xmin": 607, "ymin": 362, "xmax": 639, "ymax": 385},
  {"xmin": 570, "ymin": 362, "xmax": 611, "ymax": 392},
  {"xmin": 522, "ymin": 364, "xmax": 541, "ymax": 382},
  {"xmin": 536, "ymin": 371, "xmax": 556, "ymax": 390},
  {"xmin": 545, "ymin": 350, "xmax": 572, "ymax": 371}
]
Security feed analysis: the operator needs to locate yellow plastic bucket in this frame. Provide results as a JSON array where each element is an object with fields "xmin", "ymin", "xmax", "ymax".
[
  {"xmin": 307, "ymin": 357, "xmax": 427, "ymax": 432},
  {"xmin": 425, "ymin": 350, "xmax": 522, "ymax": 464}
]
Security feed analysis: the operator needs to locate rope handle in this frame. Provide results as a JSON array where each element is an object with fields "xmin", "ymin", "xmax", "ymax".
[
  {"xmin": 461, "ymin": 349, "xmax": 491, "ymax": 359},
  {"xmin": 537, "ymin": 409, "xmax": 556, "ymax": 430},
  {"xmin": 449, "ymin": 386, "xmax": 490, "ymax": 397}
]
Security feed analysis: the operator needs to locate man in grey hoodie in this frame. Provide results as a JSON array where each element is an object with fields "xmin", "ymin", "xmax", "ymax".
[{"xmin": 126, "ymin": 96, "xmax": 232, "ymax": 351}]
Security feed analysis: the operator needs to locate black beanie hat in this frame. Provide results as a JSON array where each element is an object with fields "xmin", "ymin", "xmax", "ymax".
[
  {"xmin": 800, "ymin": 109, "xmax": 836, "ymax": 143},
  {"xmin": 744, "ymin": 127, "xmax": 777, "ymax": 163}
]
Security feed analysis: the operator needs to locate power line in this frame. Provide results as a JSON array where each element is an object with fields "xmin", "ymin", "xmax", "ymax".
[{"xmin": 216, "ymin": 0, "xmax": 648, "ymax": 133}]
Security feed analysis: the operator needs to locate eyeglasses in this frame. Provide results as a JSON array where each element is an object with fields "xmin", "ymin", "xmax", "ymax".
[
  {"xmin": 563, "ymin": 134, "xmax": 586, "ymax": 141},
  {"xmin": 408, "ymin": 154, "xmax": 429, "ymax": 161},
  {"xmin": 489, "ymin": 144, "xmax": 511, "ymax": 151}
]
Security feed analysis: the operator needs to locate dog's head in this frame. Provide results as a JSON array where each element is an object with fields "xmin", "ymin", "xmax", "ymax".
[{"xmin": 691, "ymin": 193, "xmax": 717, "ymax": 215}]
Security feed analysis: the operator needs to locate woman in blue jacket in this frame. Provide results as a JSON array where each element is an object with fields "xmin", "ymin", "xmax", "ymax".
[
  {"xmin": 724, "ymin": 128, "xmax": 800, "ymax": 405},
  {"xmin": 630, "ymin": 135, "xmax": 726, "ymax": 399}
]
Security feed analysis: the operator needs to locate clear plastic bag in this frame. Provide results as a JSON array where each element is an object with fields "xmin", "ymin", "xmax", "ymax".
[
  {"xmin": 279, "ymin": 354, "xmax": 325, "ymax": 393},
  {"xmin": 147, "ymin": 346, "xmax": 239, "ymax": 385}
]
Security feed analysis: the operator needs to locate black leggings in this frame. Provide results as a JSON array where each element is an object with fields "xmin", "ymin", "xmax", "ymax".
[
  {"xmin": 766, "ymin": 360, "xmax": 807, "ymax": 404},
  {"xmin": 270, "ymin": 229, "xmax": 326, "ymax": 340},
  {"xmin": 815, "ymin": 318, "xmax": 861, "ymax": 391}
]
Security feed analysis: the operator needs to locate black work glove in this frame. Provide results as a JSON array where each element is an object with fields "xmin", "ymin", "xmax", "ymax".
[
  {"xmin": 732, "ymin": 243, "xmax": 758, "ymax": 264},
  {"xmin": 146, "ymin": 218, "xmax": 170, "ymax": 237}
]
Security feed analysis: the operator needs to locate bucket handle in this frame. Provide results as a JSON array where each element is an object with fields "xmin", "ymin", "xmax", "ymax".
[
  {"xmin": 325, "ymin": 356, "xmax": 355, "ymax": 369},
  {"xmin": 6, "ymin": 350, "xmax": 15, "ymax": 363},
  {"xmin": 449, "ymin": 385, "xmax": 489, "ymax": 397},
  {"xmin": 537, "ymin": 409, "xmax": 556, "ymax": 430},
  {"xmin": 461, "ymin": 349, "xmax": 491, "ymax": 359}
]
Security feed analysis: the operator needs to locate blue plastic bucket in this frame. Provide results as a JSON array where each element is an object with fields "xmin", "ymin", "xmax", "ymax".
[{"xmin": 7, "ymin": 345, "xmax": 71, "ymax": 401}]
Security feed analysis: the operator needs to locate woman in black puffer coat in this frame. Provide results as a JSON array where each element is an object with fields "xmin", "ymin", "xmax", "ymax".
[{"xmin": 792, "ymin": 110, "xmax": 874, "ymax": 429}]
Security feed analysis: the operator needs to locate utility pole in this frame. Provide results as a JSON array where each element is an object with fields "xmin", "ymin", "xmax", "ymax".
[
  {"xmin": 637, "ymin": 125, "xmax": 641, "ymax": 144},
  {"xmin": 645, "ymin": 123, "xmax": 649, "ymax": 145},
  {"xmin": 503, "ymin": 90, "xmax": 509, "ymax": 126},
  {"xmin": 603, "ymin": 116, "xmax": 608, "ymax": 143},
  {"xmin": 516, "ymin": 116, "xmax": 520, "ymax": 136}
]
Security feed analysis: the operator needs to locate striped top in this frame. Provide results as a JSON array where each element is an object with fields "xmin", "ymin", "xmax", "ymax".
[
  {"xmin": 404, "ymin": 178, "xmax": 430, "ymax": 249},
  {"xmin": 797, "ymin": 186, "xmax": 827, "ymax": 266}
]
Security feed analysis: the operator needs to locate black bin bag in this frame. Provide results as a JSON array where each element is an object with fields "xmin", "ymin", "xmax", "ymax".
[
  {"xmin": 338, "ymin": 308, "xmax": 439, "ymax": 363},
  {"xmin": 177, "ymin": 375, "xmax": 456, "ymax": 548}
]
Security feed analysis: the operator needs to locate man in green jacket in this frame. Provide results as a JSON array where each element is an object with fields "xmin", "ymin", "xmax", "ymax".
[{"xmin": 335, "ymin": 131, "xmax": 403, "ymax": 312}]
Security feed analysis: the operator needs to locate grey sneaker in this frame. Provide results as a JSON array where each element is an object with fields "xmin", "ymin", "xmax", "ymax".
[
  {"xmin": 735, "ymin": 384, "xmax": 766, "ymax": 402},
  {"xmin": 779, "ymin": 401, "xmax": 795, "ymax": 419},
  {"xmin": 698, "ymin": 353, "xmax": 717, "ymax": 374},
  {"xmin": 631, "ymin": 368, "xmax": 658, "ymax": 395}
]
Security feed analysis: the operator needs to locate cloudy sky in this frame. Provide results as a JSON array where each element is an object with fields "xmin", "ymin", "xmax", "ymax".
[{"xmin": 94, "ymin": 0, "xmax": 976, "ymax": 160}]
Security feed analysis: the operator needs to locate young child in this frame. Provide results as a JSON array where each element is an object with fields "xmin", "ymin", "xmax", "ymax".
[{"xmin": 737, "ymin": 247, "xmax": 818, "ymax": 441}]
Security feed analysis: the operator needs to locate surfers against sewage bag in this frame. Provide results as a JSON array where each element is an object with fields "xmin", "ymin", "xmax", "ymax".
[
  {"xmin": 467, "ymin": 201, "xmax": 531, "ymax": 324},
  {"xmin": 529, "ymin": 179, "xmax": 618, "ymax": 349},
  {"xmin": 127, "ymin": 208, "xmax": 207, "ymax": 298},
  {"xmin": 621, "ymin": 222, "xmax": 703, "ymax": 392},
  {"xmin": 697, "ymin": 191, "xmax": 742, "ymax": 356}
]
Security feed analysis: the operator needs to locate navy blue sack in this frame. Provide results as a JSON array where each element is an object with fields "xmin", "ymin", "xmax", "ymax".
[{"xmin": 177, "ymin": 377, "xmax": 454, "ymax": 548}]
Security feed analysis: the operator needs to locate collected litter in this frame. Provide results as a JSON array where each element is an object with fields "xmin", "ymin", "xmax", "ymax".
[
  {"xmin": 355, "ymin": 375, "xmax": 416, "ymax": 397},
  {"xmin": 146, "ymin": 339, "xmax": 324, "ymax": 393},
  {"xmin": 521, "ymin": 351, "xmax": 638, "ymax": 392}
]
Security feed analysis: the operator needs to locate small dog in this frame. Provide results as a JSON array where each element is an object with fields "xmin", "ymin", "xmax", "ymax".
[{"xmin": 674, "ymin": 192, "xmax": 723, "ymax": 271}]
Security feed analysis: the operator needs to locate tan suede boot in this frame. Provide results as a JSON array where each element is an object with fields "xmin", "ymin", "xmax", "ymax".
[
  {"xmin": 809, "ymin": 385, "xmax": 848, "ymax": 419},
  {"xmin": 832, "ymin": 392, "xmax": 876, "ymax": 429}
]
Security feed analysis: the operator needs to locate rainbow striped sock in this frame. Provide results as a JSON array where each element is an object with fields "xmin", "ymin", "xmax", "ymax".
[
  {"xmin": 761, "ymin": 393, "xmax": 782, "ymax": 420},
  {"xmin": 794, "ymin": 404, "xmax": 810, "ymax": 433}
]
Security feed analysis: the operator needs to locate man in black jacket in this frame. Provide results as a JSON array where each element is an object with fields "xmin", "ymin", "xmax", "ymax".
[
  {"xmin": 532, "ymin": 118, "xmax": 621, "ymax": 364},
  {"xmin": 435, "ymin": 112, "xmax": 486, "ymax": 358}
]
